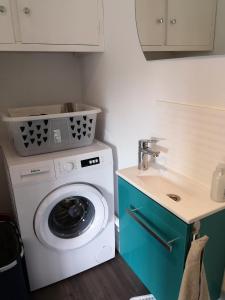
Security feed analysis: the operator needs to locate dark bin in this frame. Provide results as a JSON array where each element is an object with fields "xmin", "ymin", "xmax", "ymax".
[{"xmin": 0, "ymin": 221, "xmax": 30, "ymax": 300}]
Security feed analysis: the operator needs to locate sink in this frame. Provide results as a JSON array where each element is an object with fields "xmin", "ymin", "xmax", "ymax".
[
  {"xmin": 116, "ymin": 166, "xmax": 225, "ymax": 224},
  {"xmin": 136, "ymin": 166, "xmax": 185, "ymax": 201}
]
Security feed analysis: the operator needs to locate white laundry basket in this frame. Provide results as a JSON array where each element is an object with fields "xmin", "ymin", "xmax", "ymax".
[{"xmin": 1, "ymin": 103, "xmax": 101, "ymax": 156}]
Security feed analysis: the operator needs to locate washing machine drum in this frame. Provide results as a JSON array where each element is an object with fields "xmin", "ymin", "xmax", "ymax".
[{"xmin": 34, "ymin": 184, "xmax": 109, "ymax": 251}]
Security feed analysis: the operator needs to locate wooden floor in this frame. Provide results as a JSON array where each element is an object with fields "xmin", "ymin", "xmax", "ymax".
[{"xmin": 31, "ymin": 255, "xmax": 149, "ymax": 300}]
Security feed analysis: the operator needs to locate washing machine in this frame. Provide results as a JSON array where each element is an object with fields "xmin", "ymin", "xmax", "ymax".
[{"xmin": 2, "ymin": 140, "xmax": 115, "ymax": 291}]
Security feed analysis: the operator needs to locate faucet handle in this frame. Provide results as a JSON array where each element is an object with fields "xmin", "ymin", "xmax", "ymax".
[
  {"xmin": 139, "ymin": 137, "xmax": 165, "ymax": 150},
  {"xmin": 148, "ymin": 137, "xmax": 165, "ymax": 144}
]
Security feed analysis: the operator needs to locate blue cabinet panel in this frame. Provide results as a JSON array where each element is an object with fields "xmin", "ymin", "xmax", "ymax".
[
  {"xmin": 200, "ymin": 209, "xmax": 225, "ymax": 300},
  {"xmin": 119, "ymin": 177, "xmax": 225, "ymax": 300},
  {"xmin": 119, "ymin": 178, "xmax": 190, "ymax": 300}
]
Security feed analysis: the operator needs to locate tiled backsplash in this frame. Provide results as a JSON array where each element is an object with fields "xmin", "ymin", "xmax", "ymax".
[{"xmin": 154, "ymin": 100, "xmax": 225, "ymax": 189}]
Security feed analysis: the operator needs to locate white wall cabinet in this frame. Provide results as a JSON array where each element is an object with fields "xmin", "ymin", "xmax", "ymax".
[
  {"xmin": 0, "ymin": 0, "xmax": 104, "ymax": 51},
  {"xmin": 136, "ymin": 0, "xmax": 217, "ymax": 52},
  {"xmin": 136, "ymin": 0, "xmax": 166, "ymax": 46},
  {"xmin": 0, "ymin": 0, "xmax": 15, "ymax": 44}
]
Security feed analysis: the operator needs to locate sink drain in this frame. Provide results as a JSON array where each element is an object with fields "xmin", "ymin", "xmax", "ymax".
[{"xmin": 167, "ymin": 194, "xmax": 181, "ymax": 202}]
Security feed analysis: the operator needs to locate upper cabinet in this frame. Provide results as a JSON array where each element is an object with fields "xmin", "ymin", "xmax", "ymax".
[
  {"xmin": 17, "ymin": 0, "xmax": 100, "ymax": 45},
  {"xmin": 136, "ymin": 0, "xmax": 166, "ymax": 46},
  {"xmin": 167, "ymin": 0, "xmax": 216, "ymax": 47},
  {"xmin": 0, "ymin": 0, "xmax": 104, "ymax": 51},
  {"xmin": 0, "ymin": 0, "xmax": 15, "ymax": 44},
  {"xmin": 136, "ymin": 0, "xmax": 217, "ymax": 51}
]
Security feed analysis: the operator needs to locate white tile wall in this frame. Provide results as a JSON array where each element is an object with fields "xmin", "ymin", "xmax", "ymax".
[{"xmin": 153, "ymin": 100, "xmax": 225, "ymax": 188}]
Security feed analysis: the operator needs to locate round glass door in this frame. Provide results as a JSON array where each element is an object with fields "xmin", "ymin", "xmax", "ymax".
[
  {"xmin": 34, "ymin": 184, "xmax": 108, "ymax": 251},
  {"xmin": 48, "ymin": 196, "xmax": 95, "ymax": 239}
]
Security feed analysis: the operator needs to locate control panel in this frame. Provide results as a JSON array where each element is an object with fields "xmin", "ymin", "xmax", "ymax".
[
  {"xmin": 54, "ymin": 155, "xmax": 102, "ymax": 177},
  {"xmin": 81, "ymin": 157, "xmax": 100, "ymax": 168}
]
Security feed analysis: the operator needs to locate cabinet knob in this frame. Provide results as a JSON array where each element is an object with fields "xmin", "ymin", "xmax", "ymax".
[
  {"xmin": 170, "ymin": 18, "xmax": 177, "ymax": 25},
  {"xmin": 23, "ymin": 7, "xmax": 31, "ymax": 15},
  {"xmin": 157, "ymin": 18, "xmax": 164, "ymax": 24},
  {"xmin": 0, "ymin": 5, "xmax": 7, "ymax": 15}
]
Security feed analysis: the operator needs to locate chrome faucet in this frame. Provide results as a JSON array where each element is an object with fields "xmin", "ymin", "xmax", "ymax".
[{"xmin": 138, "ymin": 138, "xmax": 161, "ymax": 170}]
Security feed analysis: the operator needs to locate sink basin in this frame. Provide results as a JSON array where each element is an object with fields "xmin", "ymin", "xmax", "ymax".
[
  {"xmin": 137, "ymin": 167, "xmax": 187, "ymax": 202},
  {"xmin": 117, "ymin": 166, "xmax": 225, "ymax": 224},
  {"xmin": 138, "ymin": 174, "xmax": 173, "ymax": 189},
  {"xmin": 116, "ymin": 165, "xmax": 225, "ymax": 223},
  {"xmin": 139, "ymin": 175, "xmax": 178, "ymax": 195}
]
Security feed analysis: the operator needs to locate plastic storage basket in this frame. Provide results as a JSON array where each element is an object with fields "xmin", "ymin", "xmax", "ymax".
[{"xmin": 1, "ymin": 103, "xmax": 101, "ymax": 156}]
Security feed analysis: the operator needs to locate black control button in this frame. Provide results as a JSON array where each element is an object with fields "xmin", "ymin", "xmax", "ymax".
[{"xmin": 81, "ymin": 157, "xmax": 100, "ymax": 168}]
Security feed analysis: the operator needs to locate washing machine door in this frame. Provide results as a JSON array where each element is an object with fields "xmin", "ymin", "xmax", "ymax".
[{"xmin": 34, "ymin": 183, "xmax": 109, "ymax": 251}]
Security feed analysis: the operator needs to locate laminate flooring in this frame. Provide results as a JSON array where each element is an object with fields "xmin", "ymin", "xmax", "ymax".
[{"xmin": 31, "ymin": 255, "xmax": 149, "ymax": 300}]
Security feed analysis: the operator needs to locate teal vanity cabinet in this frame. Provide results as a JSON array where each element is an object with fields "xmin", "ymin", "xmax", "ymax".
[{"xmin": 118, "ymin": 177, "xmax": 225, "ymax": 300}]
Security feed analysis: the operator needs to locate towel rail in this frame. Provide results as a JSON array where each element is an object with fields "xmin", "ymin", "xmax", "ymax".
[
  {"xmin": 127, "ymin": 208, "xmax": 179, "ymax": 252},
  {"xmin": 192, "ymin": 221, "xmax": 201, "ymax": 241}
]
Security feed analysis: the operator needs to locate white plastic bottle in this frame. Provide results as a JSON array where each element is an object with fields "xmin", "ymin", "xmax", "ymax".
[{"xmin": 211, "ymin": 163, "xmax": 225, "ymax": 202}]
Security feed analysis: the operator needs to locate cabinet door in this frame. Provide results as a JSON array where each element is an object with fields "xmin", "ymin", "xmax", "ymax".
[
  {"xmin": 16, "ymin": 0, "xmax": 100, "ymax": 45},
  {"xmin": 136, "ymin": 0, "xmax": 166, "ymax": 46},
  {"xmin": 167, "ymin": 0, "xmax": 216, "ymax": 47},
  {"xmin": 119, "ymin": 178, "xmax": 191, "ymax": 300},
  {"xmin": 199, "ymin": 210, "xmax": 225, "ymax": 300},
  {"xmin": 0, "ymin": 0, "xmax": 15, "ymax": 43}
]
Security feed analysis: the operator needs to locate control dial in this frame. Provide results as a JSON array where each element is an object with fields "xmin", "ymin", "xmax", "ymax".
[{"xmin": 62, "ymin": 162, "xmax": 75, "ymax": 173}]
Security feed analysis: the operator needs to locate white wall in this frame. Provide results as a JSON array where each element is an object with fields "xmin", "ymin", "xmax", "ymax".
[
  {"xmin": 0, "ymin": 52, "xmax": 82, "ymax": 214},
  {"xmin": 0, "ymin": 53, "xmax": 82, "ymax": 109},
  {"xmin": 81, "ymin": 0, "xmax": 225, "ymax": 188},
  {"xmin": 81, "ymin": 0, "xmax": 225, "ymax": 293}
]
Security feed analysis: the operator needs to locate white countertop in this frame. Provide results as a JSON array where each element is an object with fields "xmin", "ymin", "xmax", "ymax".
[{"xmin": 116, "ymin": 166, "xmax": 225, "ymax": 224}]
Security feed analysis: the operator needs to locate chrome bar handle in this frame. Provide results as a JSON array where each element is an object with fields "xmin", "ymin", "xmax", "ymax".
[
  {"xmin": 192, "ymin": 221, "xmax": 201, "ymax": 241},
  {"xmin": 127, "ymin": 208, "xmax": 177, "ymax": 252}
]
